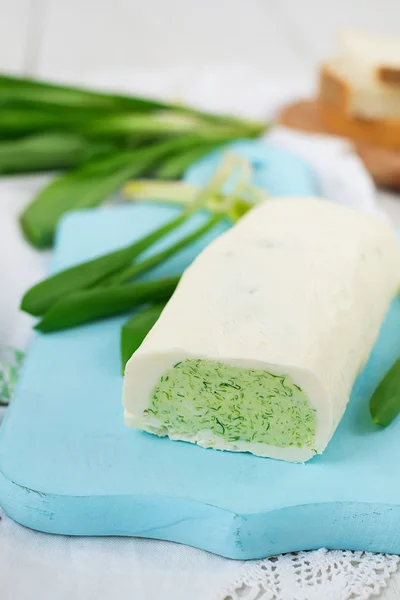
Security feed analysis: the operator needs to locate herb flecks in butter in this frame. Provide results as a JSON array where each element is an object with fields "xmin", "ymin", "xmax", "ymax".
[{"xmin": 147, "ymin": 359, "xmax": 316, "ymax": 448}]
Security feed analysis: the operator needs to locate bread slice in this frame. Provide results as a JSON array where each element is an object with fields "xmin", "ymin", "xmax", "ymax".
[
  {"xmin": 339, "ymin": 30, "xmax": 400, "ymax": 86},
  {"xmin": 319, "ymin": 60, "xmax": 400, "ymax": 119}
]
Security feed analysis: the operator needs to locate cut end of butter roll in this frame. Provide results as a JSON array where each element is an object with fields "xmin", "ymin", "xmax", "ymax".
[{"xmin": 123, "ymin": 198, "xmax": 400, "ymax": 462}]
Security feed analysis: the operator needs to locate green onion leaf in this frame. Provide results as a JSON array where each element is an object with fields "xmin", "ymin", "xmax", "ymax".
[
  {"xmin": 370, "ymin": 358, "xmax": 400, "ymax": 427},
  {"xmin": 154, "ymin": 142, "xmax": 224, "ymax": 179},
  {"xmin": 81, "ymin": 112, "xmax": 243, "ymax": 140},
  {"xmin": 121, "ymin": 303, "xmax": 166, "ymax": 373},
  {"xmin": 0, "ymin": 74, "xmax": 169, "ymax": 112},
  {"xmin": 35, "ymin": 276, "xmax": 180, "ymax": 333},
  {"xmin": 21, "ymin": 211, "xmax": 189, "ymax": 316},
  {"xmin": 0, "ymin": 75, "xmax": 266, "ymax": 136},
  {"xmin": 107, "ymin": 213, "xmax": 221, "ymax": 285},
  {"xmin": 0, "ymin": 133, "xmax": 115, "ymax": 174},
  {"xmin": 20, "ymin": 139, "xmax": 187, "ymax": 248},
  {"xmin": 0, "ymin": 106, "xmax": 75, "ymax": 138}
]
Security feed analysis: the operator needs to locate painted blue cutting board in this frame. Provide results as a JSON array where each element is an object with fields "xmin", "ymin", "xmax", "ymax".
[{"xmin": 1, "ymin": 142, "xmax": 400, "ymax": 560}]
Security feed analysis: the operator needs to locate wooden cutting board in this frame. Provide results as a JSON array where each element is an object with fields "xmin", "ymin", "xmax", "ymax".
[
  {"xmin": 0, "ymin": 143, "xmax": 400, "ymax": 560},
  {"xmin": 278, "ymin": 99, "xmax": 400, "ymax": 190}
]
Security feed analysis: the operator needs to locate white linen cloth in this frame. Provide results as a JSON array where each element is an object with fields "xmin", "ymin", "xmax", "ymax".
[{"xmin": 0, "ymin": 67, "xmax": 398, "ymax": 600}]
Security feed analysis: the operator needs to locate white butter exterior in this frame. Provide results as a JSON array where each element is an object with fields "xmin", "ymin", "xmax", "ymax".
[{"xmin": 123, "ymin": 198, "xmax": 400, "ymax": 462}]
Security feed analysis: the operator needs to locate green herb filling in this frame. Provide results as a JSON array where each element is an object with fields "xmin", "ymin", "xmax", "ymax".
[{"xmin": 147, "ymin": 359, "xmax": 316, "ymax": 448}]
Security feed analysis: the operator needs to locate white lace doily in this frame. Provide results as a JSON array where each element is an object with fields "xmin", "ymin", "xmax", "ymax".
[{"xmin": 221, "ymin": 550, "xmax": 400, "ymax": 600}]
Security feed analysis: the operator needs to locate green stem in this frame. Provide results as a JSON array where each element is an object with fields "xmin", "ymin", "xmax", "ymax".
[
  {"xmin": 123, "ymin": 179, "xmax": 199, "ymax": 204},
  {"xmin": 35, "ymin": 276, "xmax": 181, "ymax": 333},
  {"xmin": 21, "ymin": 211, "xmax": 189, "ymax": 316},
  {"xmin": 0, "ymin": 133, "xmax": 115, "ymax": 174},
  {"xmin": 107, "ymin": 214, "xmax": 222, "ymax": 285}
]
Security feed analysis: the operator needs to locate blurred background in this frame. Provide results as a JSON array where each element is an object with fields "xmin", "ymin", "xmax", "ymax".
[
  {"xmin": 2, "ymin": 0, "xmax": 399, "ymax": 212},
  {"xmin": 2, "ymin": 0, "xmax": 399, "ymax": 85}
]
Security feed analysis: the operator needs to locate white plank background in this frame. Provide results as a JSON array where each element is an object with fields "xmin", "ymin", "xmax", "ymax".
[
  {"xmin": 1, "ymin": 2, "xmax": 400, "ymax": 598},
  {"xmin": 0, "ymin": 0, "xmax": 32, "ymax": 73},
  {"xmin": 1, "ymin": 0, "xmax": 399, "ymax": 79}
]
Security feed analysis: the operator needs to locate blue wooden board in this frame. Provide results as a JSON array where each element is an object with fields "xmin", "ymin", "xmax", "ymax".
[{"xmin": 1, "ymin": 142, "xmax": 400, "ymax": 560}]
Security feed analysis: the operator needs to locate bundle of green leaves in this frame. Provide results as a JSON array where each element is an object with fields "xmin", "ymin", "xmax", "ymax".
[{"xmin": 0, "ymin": 74, "xmax": 266, "ymax": 248}]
